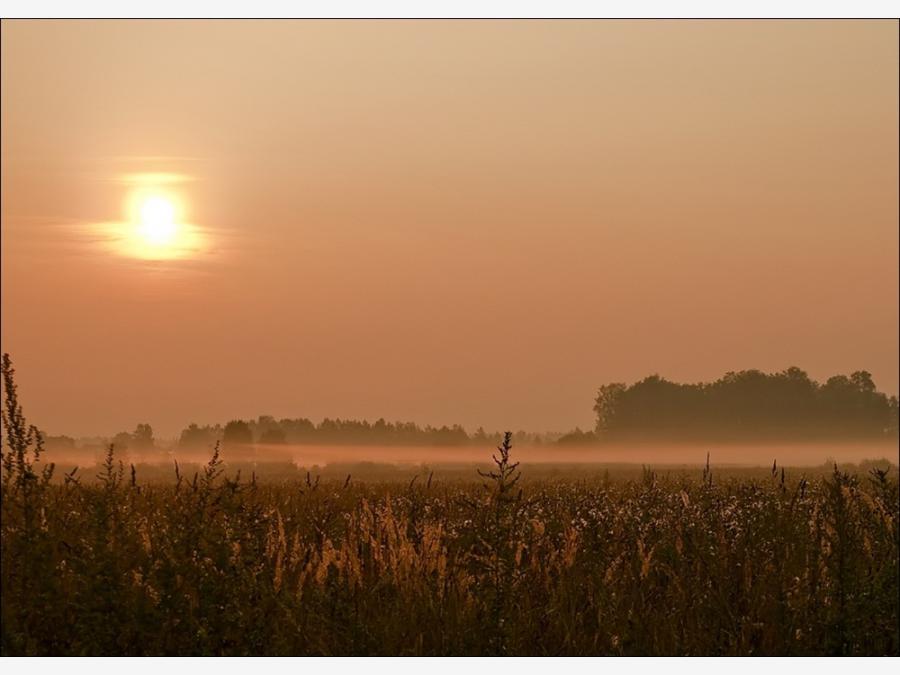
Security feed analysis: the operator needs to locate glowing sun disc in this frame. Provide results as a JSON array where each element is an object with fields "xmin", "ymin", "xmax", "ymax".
[
  {"xmin": 136, "ymin": 195, "xmax": 179, "ymax": 245},
  {"xmin": 93, "ymin": 182, "xmax": 208, "ymax": 261}
]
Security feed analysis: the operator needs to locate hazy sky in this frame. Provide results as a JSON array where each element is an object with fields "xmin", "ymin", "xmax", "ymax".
[{"xmin": 2, "ymin": 20, "xmax": 898, "ymax": 438}]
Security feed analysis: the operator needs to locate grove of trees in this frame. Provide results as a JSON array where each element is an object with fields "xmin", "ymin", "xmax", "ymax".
[
  {"xmin": 593, "ymin": 367, "xmax": 899, "ymax": 441},
  {"xmin": 175, "ymin": 417, "xmax": 546, "ymax": 449}
]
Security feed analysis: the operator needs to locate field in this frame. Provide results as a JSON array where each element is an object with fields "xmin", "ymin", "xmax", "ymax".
[{"xmin": 2, "ymin": 431, "xmax": 898, "ymax": 656}]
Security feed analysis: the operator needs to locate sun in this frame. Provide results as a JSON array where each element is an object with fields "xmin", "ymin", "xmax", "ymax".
[
  {"xmin": 136, "ymin": 195, "xmax": 179, "ymax": 245},
  {"xmin": 113, "ymin": 184, "xmax": 204, "ymax": 260},
  {"xmin": 92, "ymin": 174, "xmax": 208, "ymax": 261}
]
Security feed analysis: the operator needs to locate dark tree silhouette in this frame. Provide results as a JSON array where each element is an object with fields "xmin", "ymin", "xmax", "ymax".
[
  {"xmin": 593, "ymin": 368, "xmax": 898, "ymax": 441},
  {"xmin": 111, "ymin": 431, "xmax": 132, "ymax": 451},
  {"xmin": 178, "ymin": 423, "xmax": 219, "ymax": 449},
  {"xmin": 223, "ymin": 420, "xmax": 253, "ymax": 449},
  {"xmin": 131, "ymin": 423, "xmax": 154, "ymax": 451}
]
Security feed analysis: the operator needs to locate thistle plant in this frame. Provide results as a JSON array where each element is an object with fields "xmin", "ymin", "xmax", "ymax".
[{"xmin": 478, "ymin": 431, "xmax": 520, "ymax": 499}]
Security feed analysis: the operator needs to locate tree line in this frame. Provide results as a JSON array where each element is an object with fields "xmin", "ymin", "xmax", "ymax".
[
  {"xmin": 180, "ymin": 418, "xmax": 549, "ymax": 450},
  {"xmin": 590, "ymin": 367, "xmax": 899, "ymax": 442},
  {"xmin": 43, "ymin": 367, "xmax": 898, "ymax": 452},
  {"xmin": 46, "ymin": 420, "xmax": 553, "ymax": 454}
]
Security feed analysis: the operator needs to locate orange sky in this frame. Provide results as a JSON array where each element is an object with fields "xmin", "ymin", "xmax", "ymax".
[{"xmin": 1, "ymin": 20, "xmax": 898, "ymax": 438}]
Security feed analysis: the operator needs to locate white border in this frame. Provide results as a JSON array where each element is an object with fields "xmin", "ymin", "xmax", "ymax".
[{"xmin": 1, "ymin": 6, "xmax": 897, "ymax": 668}]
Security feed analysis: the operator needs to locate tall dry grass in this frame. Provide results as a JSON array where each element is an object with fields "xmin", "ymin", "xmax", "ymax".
[{"xmin": 1, "ymin": 355, "xmax": 898, "ymax": 655}]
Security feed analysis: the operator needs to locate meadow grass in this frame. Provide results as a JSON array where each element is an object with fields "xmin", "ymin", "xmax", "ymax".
[{"xmin": 2, "ymin": 357, "xmax": 898, "ymax": 655}]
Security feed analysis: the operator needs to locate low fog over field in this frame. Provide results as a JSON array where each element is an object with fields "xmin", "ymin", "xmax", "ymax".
[{"xmin": 39, "ymin": 440, "xmax": 899, "ymax": 474}]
